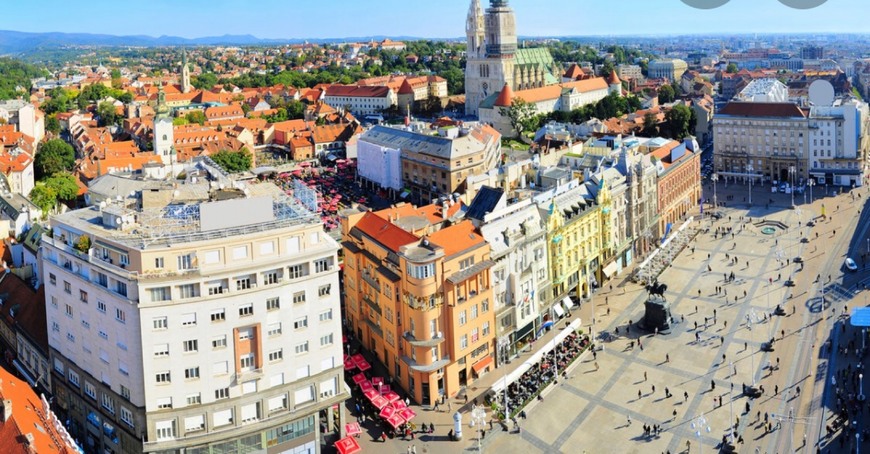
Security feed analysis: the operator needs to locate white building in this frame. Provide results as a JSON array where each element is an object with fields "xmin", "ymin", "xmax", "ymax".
[
  {"xmin": 736, "ymin": 78, "xmax": 789, "ymax": 103},
  {"xmin": 0, "ymin": 100, "xmax": 44, "ymax": 142},
  {"xmin": 808, "ymin": 99, "xmax": 870, "ymax": 187},
  {"xmin": 323, "ymin": 85, "xmax": 397, "ymax": 116},
  {"xmin": 43, "ymin": 162, "xmax": 348, "ymax": 454}
]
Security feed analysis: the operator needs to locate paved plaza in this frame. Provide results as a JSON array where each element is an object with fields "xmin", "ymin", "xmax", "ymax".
[{"xmin": 337, "ymin": 181, "xmax": 869, "ymax": 454}]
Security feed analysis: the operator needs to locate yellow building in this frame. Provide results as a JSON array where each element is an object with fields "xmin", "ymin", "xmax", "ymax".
[
  {"xmin": 538, "ymin": 181, "xmax": 612, "ymax": 306},
  {"xmin": 342, "ymin": 203, "xmax": 496, "ymax": 406}
]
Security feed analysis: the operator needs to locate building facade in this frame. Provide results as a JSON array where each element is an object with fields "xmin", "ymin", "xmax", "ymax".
[
  {"xmin": 341, "ymin": 204, "xmax": 496, "ymax": 407},
  {"xmin": 648, "ymin": 59, "xmax": 688, "ymax": 82},
  {"xmin": 43, "ymin": 165, "xmax": 347, "ymax": 454},
  {"xmin": 647, "ymin": 139, "xmax": 702, "ymax": 235}
]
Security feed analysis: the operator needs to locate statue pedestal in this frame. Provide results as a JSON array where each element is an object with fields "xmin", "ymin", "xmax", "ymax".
[{"xmin": 639, "ymin": 294, "xmax": 673, "ymax": 334}]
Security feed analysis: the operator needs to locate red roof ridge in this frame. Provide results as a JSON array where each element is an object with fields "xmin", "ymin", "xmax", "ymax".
[{"xmin": 494, "ymin": 83, "xmax": 513, "ymax": 107}]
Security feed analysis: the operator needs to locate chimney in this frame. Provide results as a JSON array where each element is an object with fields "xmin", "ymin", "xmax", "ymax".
[
  {"xmin": 442, "ymin": 200, "xmax": 449, "ymax": 219},
  {"xmin": 0, "ymin": 399, "xmax": 11, "ymax": 422}
]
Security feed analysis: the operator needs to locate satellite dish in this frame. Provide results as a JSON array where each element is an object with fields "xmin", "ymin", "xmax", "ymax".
[{"xmin": 809, "ymin": 80, "xmax": 835, "ymax": 107}]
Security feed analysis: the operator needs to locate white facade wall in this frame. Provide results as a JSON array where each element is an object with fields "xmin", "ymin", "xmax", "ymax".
[
  {"xmin": 324, "ymin": 92, "xmax": 397, "ymax": 116},
  {"xmin": 357, "ymin": 140, "xmax": 403, "ymax": 191}
]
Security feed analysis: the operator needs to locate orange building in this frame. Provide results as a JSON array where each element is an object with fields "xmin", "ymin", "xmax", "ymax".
[{"xmin": 341, "ymin": 202, "xmax": 496, "ymax": 406}]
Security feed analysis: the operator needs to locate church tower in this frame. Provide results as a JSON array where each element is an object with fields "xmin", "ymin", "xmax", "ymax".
[
  {"xmin": 152, "ymin": 84, "xmax": 175, "ymax": 165},
  {"xmin": 465, "ymin": 0, "xmax": 517, "ymax": 117},
  {"xmin": 181, "ymin": 48, "xmax": 191, "ymax": 94}
]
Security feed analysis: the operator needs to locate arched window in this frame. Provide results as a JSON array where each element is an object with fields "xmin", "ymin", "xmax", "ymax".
[{"xmin": 162, "ymin": 135, "xmax": 167, "ymax": 141}]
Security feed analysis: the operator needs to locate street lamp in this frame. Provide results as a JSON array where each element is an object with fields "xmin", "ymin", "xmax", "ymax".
[
  {"xmin": 860, "ymin": 373, "xmax": 865, "ymax": 402},
  {"xmin": 747, "ymin": 164, "xmax": 754, "ymax": 206},
  {"xmin": 470, "ymin": 404, "xmax": 487, "ymax": 453},
  {"xmin": 808, "ymin": 179, "xmax": 815, "ymax": 203},
  {"xmin": 789, "ymin": 166, "xmax": 797, "ymax": 208},
  {"xmin": 691, "ymin": 414, "xmax": 711, "ymax": 454}
]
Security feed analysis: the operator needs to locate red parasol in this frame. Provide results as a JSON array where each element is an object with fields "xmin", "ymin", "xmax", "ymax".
[
  {"xmin": 352, "ymin": 373, "xmax": 367, "ymax": 385},
  {"xmin": 399, "ymin": 408, "xmax": 417, "ymax": 422},
  {"xmin": 385, "ymin": 413, "xmax": 406, "ymax": 429},
  {"xmin": 345, "ymin": 422, "xmax": 362, "ymax": 437},
  {"xmin": 371, "ymin": 377, "xmax": 384, "ymax": 387},
  {"xmin": 359, "ymin": 380, "xmax": 374, "ymax": 392},
  {"xmin": 379, "ymin": 384, "xmax": 391, "ymax": 394},
  {"xmin": 391, "ymin": 400, "xmax": 407, "ymax": 410},
  {"xmin": 370, "ymin": 395, "xmax": 389, "ymax": 410},
  {"xmin": 383, "ymin": 391, "xmax": 401, "ymax": 403},
  {"xmin": 363, "ymin": 389, "xmax": 379, "ymax": 400},
  {"xmin": 356, "ymin": 360, "xmax": 371, "ymax": 372},
  {"xmin": 334, "ymin": 436, "xmax": 361, "ymax": 454},
  {"xmin": 344, "ymin": 359, "xmax": 356, "ymax": 371},
  {"xmin": 379, "ymin": 405, "xmax": 396, "ymax": 419}
]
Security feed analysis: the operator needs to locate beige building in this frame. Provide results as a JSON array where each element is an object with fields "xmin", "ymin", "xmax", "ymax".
[
  {"xmin": 648, "ymin": 59, "xmax": 688, "ymax": 82},
  {"xmin": 341, "ymin": 202, "xmax": 496, "ymax": 406},
  {"xmin": 44, "ymin": 162, "xmax": 347, "ymax": 453}
]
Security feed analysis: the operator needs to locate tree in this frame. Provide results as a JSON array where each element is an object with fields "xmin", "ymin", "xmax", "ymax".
[
  {"xmin": 45, "ymin": 114, "xmax": 61, "ymax": 135},
  {"xmin": 726, "ymin": 63, "xmax": 738, "ymax": 74},
  {"xmin": 641, "ymin": 112, "xmax": 659, "ymax": 136},
  {"xmin": 184, "ymin": 111, "xmax": 207, "ymax": 125},
  {"xmin": 28, "ymin": 185, "xmax": 56, "ymax": 216},
  {"xmin": 665, "ymin": 104, "xmax": 693, "ymax": 140},
  {"xmin": 499, "ymin": 98, "xmax": 538, "ymax": 138},
  {"xmin": 210, "ymin": 148, "xmax": 253, "ymax": 173},
  {"xmin": 658, "ymin": 85, "xmax": 675, "ymax": 104},
  {"xmin": 192, "ymin": 73, "xmax": 218, "ymax": 90},
  {"xmin": 45, "ymin": 173, "xmax": 79, "ymax": 201},
  {"xmin": 96, "ymin": 101, "xmax": 119, "ymax": 127},
  {"xmin": 35, "ymin": 139, "xmax": 75, "ymax": 180},
  {"xmin": 172, "ymin": 117, "xmax": 189, "ymax": 126}
]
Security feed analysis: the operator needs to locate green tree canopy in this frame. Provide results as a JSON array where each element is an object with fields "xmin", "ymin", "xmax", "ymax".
[
  {"xmin": 28, "ymin": 185, "xmax": 56, "ymax": 216},
  {"xmin": 665, "ymin": 104, "xmax": 694, "ymax": 140},
  {"xmin": 45, "ymin": 173, "xmax": 79, "ymax": 201},
  {"xmin": 184, "ymin": 111, "xmax": 207, "ymax": 125},
  {"xmin": 35, "ymin": 139, "xmax": 75, "ymax": 180},
  {"xmin": 658, "ymin": 85, "xmax": 675, "ymax": 104},
  {"xmin": 641, "ymin": 111, "xmax": 659, "ymax": 137},
  {"xmin": 45, "ymin": 114, "xmax": 61, "ymax": 135},
  {"xmin": 192, "ymin": 73, "xmax": 218, "ymax": 90},
  {"xmin": 726, "ymin": 63, "xmax": 738, "ymax": 74},
  {"xmin": 96, "ymin": 101, "xmax": 119, "ymax": 127},
  {"xmin": 210, "ymin": 148, "xmax": 253, "ymax": 173},
  {"xmin": 499, "ymin": 98, "xmax": 538, "ymax": 139},
  {"xmin": 0, "ymin": 58, "xmax": 48, "ymax": 100}
]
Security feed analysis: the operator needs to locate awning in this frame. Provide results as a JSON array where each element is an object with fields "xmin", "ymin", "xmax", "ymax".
[
  {"xmin": 12, "ymin": 359, "xmax": 37, "ymax": 387},
  {"xmin": 562, "ymin": 296, "xmax": 575, "ymax": 310},
  {"xmin": 603, "ymin": 261, "xmax": 619, "ymax": 278},
  {"xmin": 472, "ymin": 355, "xmax": 494, "ymax": 375},
  {"xmin": 553, "ymin": 303, "xmax": 565, "ymax": 318}
]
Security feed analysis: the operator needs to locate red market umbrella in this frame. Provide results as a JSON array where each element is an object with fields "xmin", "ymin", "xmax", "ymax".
[
  {"xmin": 344, "ymin": 359, "xmax": 356, "ymax": 371},
  {"xmin": 379, "ymin": 405, "xmax": 396, "ymax": 419},
  {"xmin": 371, "ymin": 395, "xmax": 389, "ymax": 410},
  {"xmin": 359, "ymin": 380, "xmax": 374, "ymax": 392},
  {"xmin": 334, "ymin": 436, "xmax": 361, "ymax": 454},
  {"xmin": 399, "ymin": 408, "xmax": 417, "ymax": 422},
  {"xmin": 379, "ymin": 384, "xmax": 391, "ymax": 395},
  {"xmin": 385, "ymin": 413, "xmax": 406, "ymax": 429},
  {"xmin": 356, "ymin": 361, "xmax": 371, "ymax": 372},
  {"xmin": 345, "ymin": 422, "xmax": 362, "ymax": 437},
  {"xmin": 363, "ymin": 389, "xmax": 379, "ymax": 400},
  {"xmin": 391, "ymin": 400, "xmax": 407, "ymax": 410},
  {"xmin": 352, "ymin": 373, "xmax": 367, "ymax": 385},
  {"xmin": 351, "ymin": 354, "xmax": 366, "ymax": 364},
  {"xmin": 383, "ymin": 391, "xmax": 401, "ymax": 403},
  {"xmin": 299, "ymin": 162, "xmax": 311, "ymax": 167},
  {"xmin": 371, "ymin": 377, "xmax": 384, "ymax": 387}
]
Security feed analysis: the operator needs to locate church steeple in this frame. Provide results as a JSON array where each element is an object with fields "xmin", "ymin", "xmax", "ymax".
[
  {"xmin": 484, "ymin": 0, "xmax": 516, "ymax": 58},
  {"xmin": 181, "ymin": 48, "xmax": 191, "ymax": 94},
  {"xmin": 466, "ymin": 0, "xmax": 485, "ymax": 60}
]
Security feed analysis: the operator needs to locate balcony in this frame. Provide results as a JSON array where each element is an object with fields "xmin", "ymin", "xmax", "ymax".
[
  {"xmin": 363, "ymin": 294, "xmax": 382, "ymax": 315},
  {"xmin": 231, "ymin": 368, "xmax": 263, "ymax": 385},
  {"xmin": 400, "ymin": 354, "xmax": 451, "ymax": 373},
  {"xmin": 361, "ymin": 272, "xmax": 381, "ymax": 292},
  {"xmin": 403, "ymin": 331, "xmax": 445, "ymax": 348},
  {"xmin": 43, "ymin": 236, "xmax": 138, "ymax": 281}
]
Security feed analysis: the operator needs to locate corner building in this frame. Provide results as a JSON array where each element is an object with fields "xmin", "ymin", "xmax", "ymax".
[
  {"xmin": 341, "ymin": 203, "xmax": 496, "ymax": 406},
  {"xmin": 43, "ymin": 164, "xmax": 347, "ymax": 453}
]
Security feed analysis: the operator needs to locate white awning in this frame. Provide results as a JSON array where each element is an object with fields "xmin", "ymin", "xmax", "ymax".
[
  {"xmin": 562, "ymin": 296, "xmax": 575, "ymax": 309},
  {"xmin": 553, "ymin": 303, "xmax": 565, "ymax": 317},
  {"xmin": 603, "ymin": 261, "xmax": 619, "ymax": 278}
]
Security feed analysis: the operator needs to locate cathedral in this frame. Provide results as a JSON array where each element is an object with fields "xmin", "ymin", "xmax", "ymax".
[{"xmin": 464, "ymin": 0, "xmax": 562, "ymax": 116}]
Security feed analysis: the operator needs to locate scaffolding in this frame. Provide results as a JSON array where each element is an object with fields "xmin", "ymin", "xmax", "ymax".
[
  {"xmin": 634, "ymin": 218, "xmax": 697, "ymax": 285},
  {"xmin": 292, "ymin": 179, "xmax": 321, "ymax": 214}
]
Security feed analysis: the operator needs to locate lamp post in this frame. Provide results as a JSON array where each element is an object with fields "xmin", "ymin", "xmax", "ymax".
[
  {"xmin": 691, "ymin": 414, "xmax": 711, "ymax": 454},
  {"xmin": 860, "ymin": 373, "xmax": 865, "ymax": 402},
  {"xmin": 808, "ymin": 179, "xmax": 815, "ymax": 203},
  {"xmin": 789, "ymin": 166, "xmax": 797, "ymax": 208},
  {"xmin": 745, "ymin": 311, "xmax": 762, "ymax": 386},
  {"xmin": 729, "ymin": 362, "xmax": 735, "ymax": 444},
  {"xmin": 470, "ymin": 404, "xmax": 487, "ymax": 453},
  {"xmin": 747, "ymin": 165, "xmax": 754, "ymax": 206},
  {"xmin": 498, "ymin": 336, "xmax": 510, "ymax": 420}
]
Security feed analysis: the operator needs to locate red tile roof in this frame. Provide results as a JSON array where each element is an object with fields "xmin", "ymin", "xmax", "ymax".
[
  {"xmin": 718, "ymin": 102, "xmax": 807, "ymax": 118},
  {"xmin": 325, "ymin": 85, "xmax": 392, "ymax": 98},
  {"xmin": 353, "ymin": 211, "xmax": 419, "ymax": 252},
  {"xmin": 428, "ymin": 220, "xmax": 484, "ymax": 257}
]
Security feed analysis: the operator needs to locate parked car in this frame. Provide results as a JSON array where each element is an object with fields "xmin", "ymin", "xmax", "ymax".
[{"xmin": 845, "ymin": 258, "xmax": 858, "ymax": 271}]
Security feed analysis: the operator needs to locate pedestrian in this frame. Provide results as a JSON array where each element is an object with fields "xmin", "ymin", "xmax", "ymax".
[
  {"xmin": 381, "ymin": 431, "xmax": 388, "ymax": 442},
  {"xmin": 639, "ymin": 389, "xmax": 642, "ymax": 399},
  {"xmin": 684, "ymin": 391, "xmax": 689, "ymax": 402},
  {"xmin": 652, "ymin": 385, "xmax": 656, "ymax": 394},
  {"xmin": 464, "ymin": 394, "xmax": 468, "ymax": 404},
  {"xmin": 775, "ymin": 385, "xmax": 779, "ymax": 395},
  {"xmin": 673, "ymin": 409, "xmax": 677, "ymax": 419},
  {"xmin": 711, "ymin": 380, "xmax": 716, "ymax": 390},
  {"xmin": 694, "ymin": 321, "xmax": 698, "ymax": 330},
  {"xmin": 744, "ymin": 342, "xmax": 747, "ymax": 351},
  {"xmin": 627, "ymin": 415, "xmax": 632, "ymax": 426},
  {"xmin": 430, "ymin": 422, "xmax": 435, "ymax": 434},
  {"xmin": 433, "ymin": 400, "xmax": 440, "ymax": 412},
  {"xmin": 644, "ymin": 371, "xmax": 648, "ymax": 381},
  {"xmin": 665, "ymin": 387, "xmax": 670, "ymax": 398},
  {"xmin": 447, "ymin": 401, "xmax": 452, "ymax": 412},
  {"xmin": 666, "ymin": 354, "xmax": 670, "ymax": 363},
  {"xmin": 724, "ymin": 320, "xmax": 728, "ymax": 328},
  {"xmin": 594, "ymin": 362, "xmax": 599, "ymax": 371}
]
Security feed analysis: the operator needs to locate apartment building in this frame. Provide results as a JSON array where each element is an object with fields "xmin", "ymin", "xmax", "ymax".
[
  {"xmin": 323, "ymin": 85, "xmax": 397, "ymax": 116},
  {"xmin": 43, "ymin": 162, "xmax": 347, "ymax": 454},
  {"xmin": 647, "ymin": 59, "xmax": 688, "ymax": 82},
  {"xmin": 341, "ymin": 202, "xmax": 496, "ymax": 407},
  {"xmin": 645, "ymin": 138, "xmax": 702, "ymax": 234}
]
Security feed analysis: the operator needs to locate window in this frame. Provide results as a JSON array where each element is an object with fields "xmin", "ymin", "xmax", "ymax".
[
  {"xmin": 50, "ymin": 296, "xmax": 57, "ymax": 308},
  {"xmin": 101, "ymin": 394, "xmax": 115, "ymax": 414},
  {"xmin": 212, "ymin": 335, "xmax": 227, "ymax": 348},
  {"xmin": 119, "ymin": 361, "xmax": 129, "ymax": 375},
  {"xmin": 320, "ymin": 334, "xmax": 334, "ymax": 346},
  {"xmin": 213, "ymin": 409, "xmax": 233, "ymax": 427},
  {"xmin": 288, "ymin": 264, "xmax": 306, "ymax": 279},
  {"xmin": 120, "ymin": 407, "xmax": 134, "ymax": 428},
  {"xmin": 68, "ymin": 370, "xmax": 80, "ymax": 387},
  {"xmin": 406, "ymin": 263, "xmax": 435, "ymax": 279},
  {"xmin": 184, "ymin": 415, "xmax": 205, "ymax": 432},
  {"xmin": 240, "ymin": 354, "xmax": 255, "ymax": 369},
  {"xmin": 295, "ymin": 342, "xmax": 309, "ymax": 354},
  {"xmin": 293, "ymin": 291, "xmax": 306, "ymax": 304},
  {"xmin": 154, "ymin": 344, "xmax": 169, "ymax": 357},
  {"xmin": 318, "ymin": 284, "xmax": 331, "ymax": 297},
  {"xmin": 67, "ymin": 333, "xmax": 75, "ymax": 343},
  {"xmin": 178, "ymin": 284, "xmax": 199, "ymax": 299},
  {"xmin": 482, "ymin": 299, "xmax": 490, "ymax": 313},
  {"xmin": 268, "ymin": 395, "xmax": 288, "ymax": 412},
  {"xmin": 97, "ymin": 301, "xmax": 106, "ymax": 313},
  {"xmin": 236, "ymin": 276, "xmax": 252, "ymax": 290},
  {"xmin": 79, "ymin": 290, "xmax": 88, "ymax": 303},
  {"xmin": 210, "ymin": 309, "xmax": 226, "ymax": 322},
  {"xmin": 185, "ymin": 367, "xmax": 200, "ymax": 379},
  {"xmin": 98, "ymin": 329, "xmax": 108, "ymax": 340},
  {"xmin": 49, "ymin": 273, "xmax": 56, "ymax": 285},
  {"xmin": 268, "ymin": 349, "xmax": 283, "ymax": 362},
  {"xmin": 154, "ymin": 257, "xmax": 164, "ymax": 268},
  {"xmin": 150, "ymin": 287, "xmax": 170, "ymax": 302},
  {"xmin": 294, "ymin": 317, "xmax": 308, "ymax": 330},
  {"xmin": 64, "ymin": 281, "xmax": 71, "ymax": 294},
  {"xmin": 155, "ymin": 420, "xmax": 176, "ymax": 441},
  {"xmin": 213, "ymin": 361, "xmax": 229, "ymax": 375},
  {"xmin": 459, "ymin": 310, "xmax": 467, "ymax": 326},
  {"xmin": 314, "ymin": 257, "xmax": 332, "ymax": 273},
  {"xmin": 268, "ymin": 323, "xmax": 282, "ymax": 336},
  {"xmin": 115, "ymin": 308, "xmax": 126, "ymax": 323},
  {"xmin": 266, "ymin": 297, "xmax": 280, "ymax": 311},
  {"xmin": 84, "ymin": 382, "xmax": 96, "ymax": 399},
  {"xmin": 119, "ymin": 254, "xmax": 129, "ymax": 266},
  {"xmin": 239, "ymin": 304, "xmax": 253, "ymax": 317},
  {"xmin": 471, "ymin": 327, "xmax": 480, "ymax": 343},
  {"xmin": 180, "ymin": 313, "xmax": 197, "ymax": 326},
  {"xmin": 121, "ymin": 385, "xmax": 130, "ymax": 401},
  {"xmin": 99, "ymin": 349, "xmax": 109, "ymax": 363},
  {"xmin": 65, "ymin": 304, "xmax": 73, "ymax": 317},
  {"xmin": 177, "ymin": 254, "xmax": 194, "ymax": 270},
  {"xmin": 51, "ymin": 321, "xmax": 60, "ymax": 332},
  {"xmin": 319, "ymin": 309, "xmax": 333, "ymax": 322},
  {"xmin": 238, "ymin": 328, "xmax": 253, "ymax": 341},
  {"xmin": 483, "ymin": 321, "xmax": 490, "ymax": 336},
  {"xmin": 264, "ymin": 270, "xmax": 280, "ymax": 285},
  {"xmin": 186, "ymin": 393, "xmax": 201, "ymax": 405},
  {"xmin": 115, "ymin": 282, "xmax": 127, "ymax": 297},
  {"xmin": 208, "ymin": 281, "xmax": 227, "ymax": 295},
  {"xmin": 153, "ymin": 317, "xmax": 168, "ymax": 330},
  {"xmin": 155, "ymin": 371, "xmax": 171, "ymax": 383},
  {"xmin": 183, "ymin": 340, "xmax": 198, "ymax": 353},
  {"xmin": 471, "ymin": 304, "xmax": 478, "ymax": 320},
  {"xmin": 96, "ymin": 272, "xmax": 108, "ymax": 287},
  {"xmin": 215, "ymin": 388, "xmax": 230, "ymax": 400}
]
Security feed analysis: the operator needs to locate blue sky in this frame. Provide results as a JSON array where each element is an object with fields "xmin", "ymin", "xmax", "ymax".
[{"xmin": 1, "ymin": 0, "xmax": 867, "ymax": 39}]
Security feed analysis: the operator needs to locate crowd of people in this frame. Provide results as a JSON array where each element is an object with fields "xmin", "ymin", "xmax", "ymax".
[
  {"xmin": 488, "ymin": 330, "xmax": 591, "ymax": 417},
  {"xmin": 269, "ymin": 159, "xmax": 364, "ymax": 231}
]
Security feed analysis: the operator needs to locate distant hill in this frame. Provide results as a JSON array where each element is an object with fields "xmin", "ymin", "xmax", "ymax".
[{"xmin": 0, "ymin": 30, "xmax": 443, "ymax": 55}]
